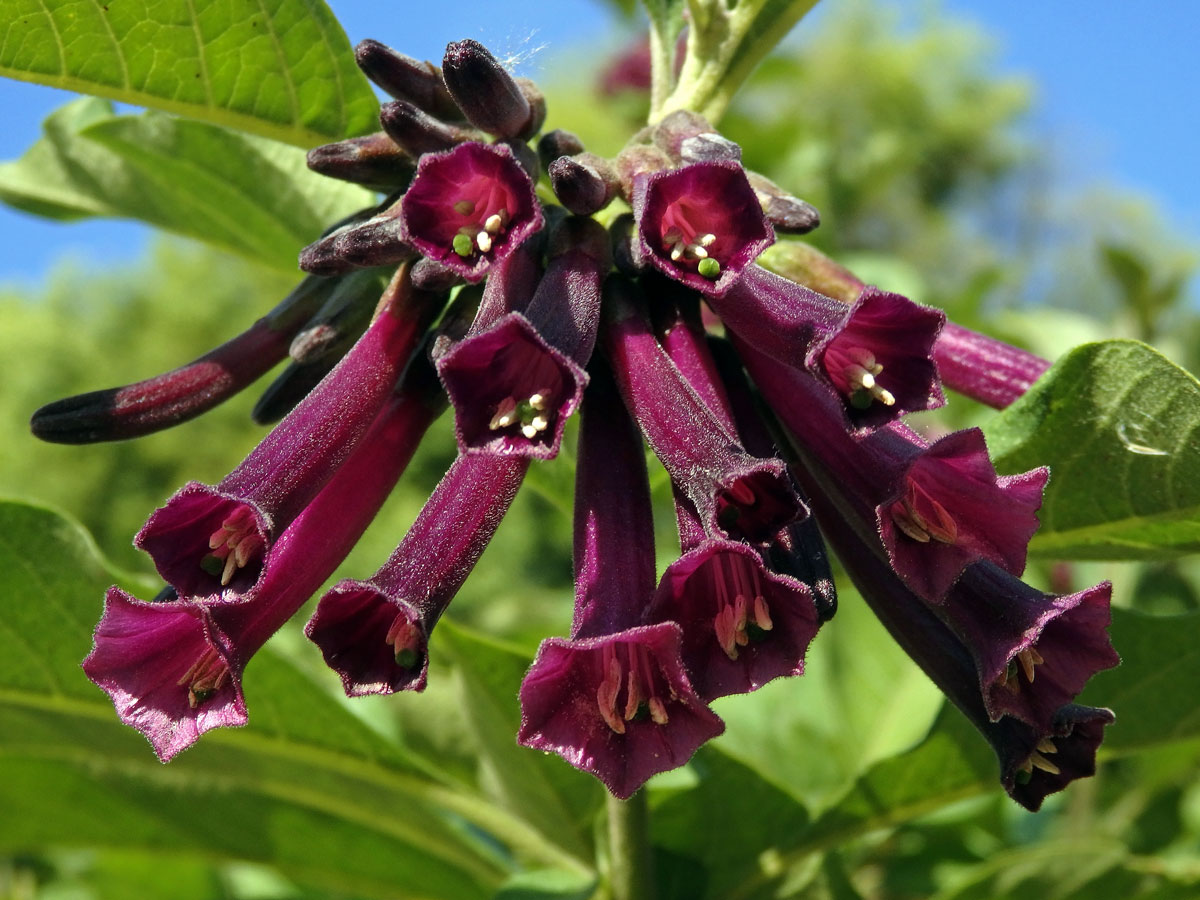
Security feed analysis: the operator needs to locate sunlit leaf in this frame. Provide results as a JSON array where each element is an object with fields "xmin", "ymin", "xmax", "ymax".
[
  {"xmin": 0, "ymin": 0, "xmax": 379, "ymax": 146},
  {"xmin": 985, "ymin": 340, "xmax": 1200, "ymax": 559}
]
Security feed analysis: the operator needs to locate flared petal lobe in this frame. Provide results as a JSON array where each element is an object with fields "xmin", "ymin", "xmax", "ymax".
[
  {"xmin": 877, "ymin": 427, "xmax": 1048, "ymax": 600},
  {"xmin": 633, "ymin": 162, "xmax": 773, "ymax": 296},
  {"xmin": 649, "ymin": 540, "xmax": 818, "ymax": 700},
  {"xmin": 401, "ymin": 142, "xmax": 543, "ymax": 282},
  {"xmin": 518, "ymin": 624, "xmax": 725, "ymax": 799}
]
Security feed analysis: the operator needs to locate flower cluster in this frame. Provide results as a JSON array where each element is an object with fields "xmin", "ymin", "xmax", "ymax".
[{"xmin": 47, "ymin": 36, "xmax": 1117, "ymax": 809}]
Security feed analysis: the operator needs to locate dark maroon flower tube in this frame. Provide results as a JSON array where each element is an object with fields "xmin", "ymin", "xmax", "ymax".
[
  {"xmin": 518, "ymin": 363, "xmax": 724, "ymax": 798},
  {"xmin": 436, "ymin": 218, "xmax": 608, "ymax": 459},
  {"xmin": 603, "ymin": 277, "xmax": 801, "ymax": 543},
  {"xmin": 739, "ymin": 340, "xmax": 1045, "ymax": 600},
  {"xmin": 716, "ymin": 265, "xmax": 945, "ymax": 428},
  {"xmin": 933, "ymin": 321, "xmax": 1052, "ymax": 410},
  {"xmin": 136, "ymin": 266, "xmax": 439, "ymax": 599},
  {"xmin": 400, "ymin": 142, "xmax": 543, "ymax": 282},
  {"xmin": 632, "ymin": 161, "xmax": 774, "ymax": 297},
  {"xmin": 789, "ymin": 458, "xmax": 1114, "ymax": 812},
  {"xmin": 83, "ymin": 367, "xmax": 446, "ymax": 760},
  {"xmin": 306, "ymin": 453, "xmax": 529, "ymax": 696},
  {"xmin": 30, "ymin": 275, "xmax": 337, "ymax": 444}
]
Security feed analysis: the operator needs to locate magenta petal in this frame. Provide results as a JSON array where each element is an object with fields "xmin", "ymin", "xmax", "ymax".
[
  {"xmin": 401, "ymin": 142, "xmax": 543, "ymax": 282},
  {"xmin": 518, "ymin": 623, "xmax": 725, "ymax": 799},
  {"xmin": 648, "ymin": 540, "xmax": 818, "ymax": 700},
  {"xmin": 304, "ymin": 582, "xmax": 427, "ymax": 695},
  {"xmin": 938, "ymin": 568, "xmax": 1121, "ymax": 729},
  {"xmin": 809, "ymin": 286, "xmax": 946, "ymax": 428},
  {"xmin": 437, "ymin": 313, "xmax": 587, "ymax": 459},
  {"xmin": 82, "ymin": 588, "xmax": 246, "ymax": 761},
  {"xmin": 876, "ymin": 428, "xmax": 1048, "ymax": 600},
  {"xmin": 632, "ymin": 162, "xmax": 774, "ymax": 297}
]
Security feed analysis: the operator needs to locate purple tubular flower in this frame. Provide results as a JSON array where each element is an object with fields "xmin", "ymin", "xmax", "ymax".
[
  {"xmin": 632, "ymin": 162, "xmax": 774, "ymax": 297},
  {"xmin": 30, "ymin": 275, "xmax": 334, "ymax": 444},
  {"xmin": 519, "ymin": 363, "xmax": 724, "ymax": 798},
  {"xmin": 740, "ymin": 341, "xmax": 1044, "ymax": 599},
  {"xmin": 934, "ymin": 321, "xmax": 1052, "ymax": 409},
  {"xmin": 84, "ymin": 368, "xmax": 446, "ymax": 760},
  {"xmin": 136, "ymin": 265, "xmax": 439, "ymax": 599},
  {"xmin": 875, "ymin": 427, "xmax": 1048, "ymax": 600},
  {"xmin": 937, "ymin": 564, "xmax": 1120, "ymax": 730},
  {"xmin": 400, "ymin": 142, "xmax": 543, "ymax": 282},
  {"xmin": 790, "ymin": 460, "xmax": 1114, "ymax": 811},
  {"xmin": 715, "ymin": 265, "xmax": 946, "ymax": 428},
  {"xmin": 437, "ymin": 218, "xmax": 607, "ymax": 459},
  {"xmin": 603, "ymin": 278, "xmax": 802, "ymax": 543},
  {"xmin": 649, "ymin": 539, "xmax": 818, "ymax": 701},
  {"xmin": 306, "ymin": 453, "xmax": 529, "ymax": 696},
  {"xmin": 306, "ymin": 132, "xmax": 415, "ymax": 191}
]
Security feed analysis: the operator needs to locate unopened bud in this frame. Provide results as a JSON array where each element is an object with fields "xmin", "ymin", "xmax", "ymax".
[
  {"xmin": 652, "ymin": 109, "xmax": 715, "ymax": 159},
  {"xmin": 333, "ymin": 213, "xmax": 417, "ymax": 270},
  {"xmin": 379, "ymin": 100, "xmax": 482, "ymax": 156},
  {"xmin": 410, "ymin": 257, "xmax": 464, "ymax": 292},
  {"xmin": 547, "ymin": 214, "xmax": 612, "ymax": 268},
  {"xmin": 442, "ymin": 39, "xmax": 539, "ymax": 139},
  {"xmin": 537, "ymin": 129, "xmax": 586, "ymax": 172},
  {"xmin": 608, "ymin": 213, "xmax": 641, "ymax": 277},
  {"xmin": 289, "ymin": 269, "xmax": 385, "ymax": 365},
  {"xmin": 679, "ymin": 133, "xmax": 742, "ymax": 164},
  {"xmin": 306, "ymin": 132, "xmax": 414, "ymax": 190},
  {"xmin": 614, "ymin": 143, "xmax": 672, "ymax": 199},
  {"xmin": 549, "ymin": 153, "xmax": 619, "ymax": 215},
  {"xmin": 354, "ymin": 39, "xmax": 462, "ymax": 121},
  {"xmin": 746, "ymin": 171, "xmax": 820, "ymax": 234},
  {"xmin": 757, "ymin": 241, "xmax": 863, "ymax": 303}
]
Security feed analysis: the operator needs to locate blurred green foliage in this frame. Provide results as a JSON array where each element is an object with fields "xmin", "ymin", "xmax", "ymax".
[{"xmin": 2, "ymin": 1, "xmax": 1200, "ymax": 899}]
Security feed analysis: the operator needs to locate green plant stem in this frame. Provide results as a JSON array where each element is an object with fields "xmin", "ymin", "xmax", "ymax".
[{"xmin": 607, "ymin": 792, "xmax": 656, "ymax": 900}]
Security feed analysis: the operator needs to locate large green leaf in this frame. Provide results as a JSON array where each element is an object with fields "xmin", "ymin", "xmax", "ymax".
[
  {"xmin": 1081, "ymin": 609, "xmax": 1200, "ymax": 752},
  {"xmin": 0, "ymin": 98, "xmax": 374, "ymax": 270},
  {"xmin": 0, "ymin": 499, "xmax": 578, "ymax": 898},
  {"xmin": 0, "ymin": 0, "xmax": 379, "ymax": 146},
  {"xmin": 437, "ymin": 621, "xmax": 602, "ymax": 869},
  {"xmin": 984, "ymin": 340, "xmax": 1200, "ymax": 559}
]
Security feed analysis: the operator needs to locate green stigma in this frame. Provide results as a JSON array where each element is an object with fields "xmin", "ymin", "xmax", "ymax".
[
  {"xmin": 849, "ymin": 388, "xmax": 875, "ymax": 410},
  {"xmin": 200, "ymin": 555, "xmax": 224, "ymax": 576},
  {"xmin": 395, "ymin": 647, "xmax": 420, "ymax": 670},
  {"xmin": 1015, "ymin": 768, "xmax": 1032, "ymax": 785},
  {"xmin": 697, "ymin": 257, "xmax": 721, "ymax": 280},
  {"xmin": 452, "ymin": 232, "xmax": 474, "ymax": 257}
]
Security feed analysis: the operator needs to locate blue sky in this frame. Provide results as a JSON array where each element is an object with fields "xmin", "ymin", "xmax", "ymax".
[{"xmin": 0, "ymin": 0, "xmax": 1196, "ymax": 287}]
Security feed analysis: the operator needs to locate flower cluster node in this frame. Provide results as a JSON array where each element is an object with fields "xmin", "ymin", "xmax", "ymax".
[{"xmin": 60, "ymin": 33, "xmax": 1115, "ymax": 811}]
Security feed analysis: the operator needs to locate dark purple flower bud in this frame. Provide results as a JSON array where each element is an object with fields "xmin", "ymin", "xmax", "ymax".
[
  {"xmin": 441, "ymin": 40, "xmax": 542, "ymax": 140},
  {"xmin": 331, "ymin": 207, "xmax": 418, "ymax": 271},
  {"xmin": 378, "ymin": 99, "xmax": 482, "ymax": 156},
  {"xmin": 652, "ymin": 110, "xmax": 717, "ymax": 160},
  {"xmin": 745, "ymin": 171, "xmax": 820, "ymax": 234},
  {"xmin": 934, "ymin": 322, "xmax": 1052, "ymax": 409},
  {"xmin": 306, "ymin": 132, "xmax": 415, "ymax": 191},
  {"xmin": 679, "ymin": 133, "xmax": 742, "ymax": 165},
  {"xmin": 537, "ymin": 129, "xmax": 586, "ymax": 172},
  {"xmin": 938, "ymin": 565, "xmax": 1120, "ymax": 730},
  {"xmin": 354, "ymin": 39, "xmax": 463, "ymax": 121},
  {"xmin": 718, "ymin": 266, "xmax": 945, "ymax": 428},
  {"xmin": 400, "ymin": 142, "xmax": 543, "ymax": 282},
  {"xmin": 791, "ymin": 462, "xmax": 1114, "ymax": 811},
  {"xmin": 30, "ymin": 275, "xmax": 335, "ymax": 444},
  {"xmin": 876, "ymin": 427, "xmax": 1048, "ymax": 600},
  {"xmin": 306, "ymin": 454, "xmax": 529, "ymax": 695},
  {"xmin": 549, "ymin": 153, "xmax": 620, "ymax": 216},
  {"xmin": 603, "ymin": 278, "xmax": 801, "ymax": 543},
  {"xmin": 410, "ymin": 257, "xmax": 465, "ymax": 292},
  {"xmin": 136, "ymin": 266, "xmax": 438, "ymax": 599},
  {"xmin": 518, "ymin": 365, "xmax": 723, "ymax": 797},
  {"xmin": 299, "ymin": 201, "xmax": 396, "ymax": 276},
  {"xmin": 648, "ymin": 540, "xmax": 818, "ymax": 701},
  {"xmin": 288, "ymin": 269, "xmax": 384, "ymax": 365},
  {"xmin": 632, "ymin": 162, "xmax": 774, "ymax": 296}
]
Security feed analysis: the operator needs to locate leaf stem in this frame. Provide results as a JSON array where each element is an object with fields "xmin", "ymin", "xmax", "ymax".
[{"xmin": 607, "ymin": 792, "xmax": 656, "ymax": 900}]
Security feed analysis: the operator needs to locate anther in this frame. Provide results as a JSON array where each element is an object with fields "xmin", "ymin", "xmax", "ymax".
[
  {"xmin": 597, "ymin": 654, "xmax": 625, "ymax": 734},
  {"xmin": 1029, "ymin": 751, "xmax": 1061, "ymax": 775},
  {"xmin": 453, "ymin": 200, "xmax": 476, "ymax": 215},
  {"xmin": 476, "ymin": 231, "xmax": 493, "ymax": 253}
]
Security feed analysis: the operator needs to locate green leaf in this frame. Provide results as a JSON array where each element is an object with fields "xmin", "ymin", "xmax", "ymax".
[
  {"xmin": 0, "ymin": 98, "xmax": 374, "ymax": 270},
  {"xmin": 437, "ymin": 620, "xmax": 602, "ymax": 869},
  {"xmin": 651, "ymin": 747, "xmax": 810, "ymax": 900},
  {"xmin": 0, "ymin": 499, "xmax": 583, "ymax": 898},
  {"xmin": 984, "ymin": 340, "xmax": 1200, "ymax": 559},
  {"xmin": 0, "ymin": 0, "xmax": 379, "ymax": 146},
  {"xmin": 1081, "ymin": 609, "xmax": 1200, "ymax": 752}
]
